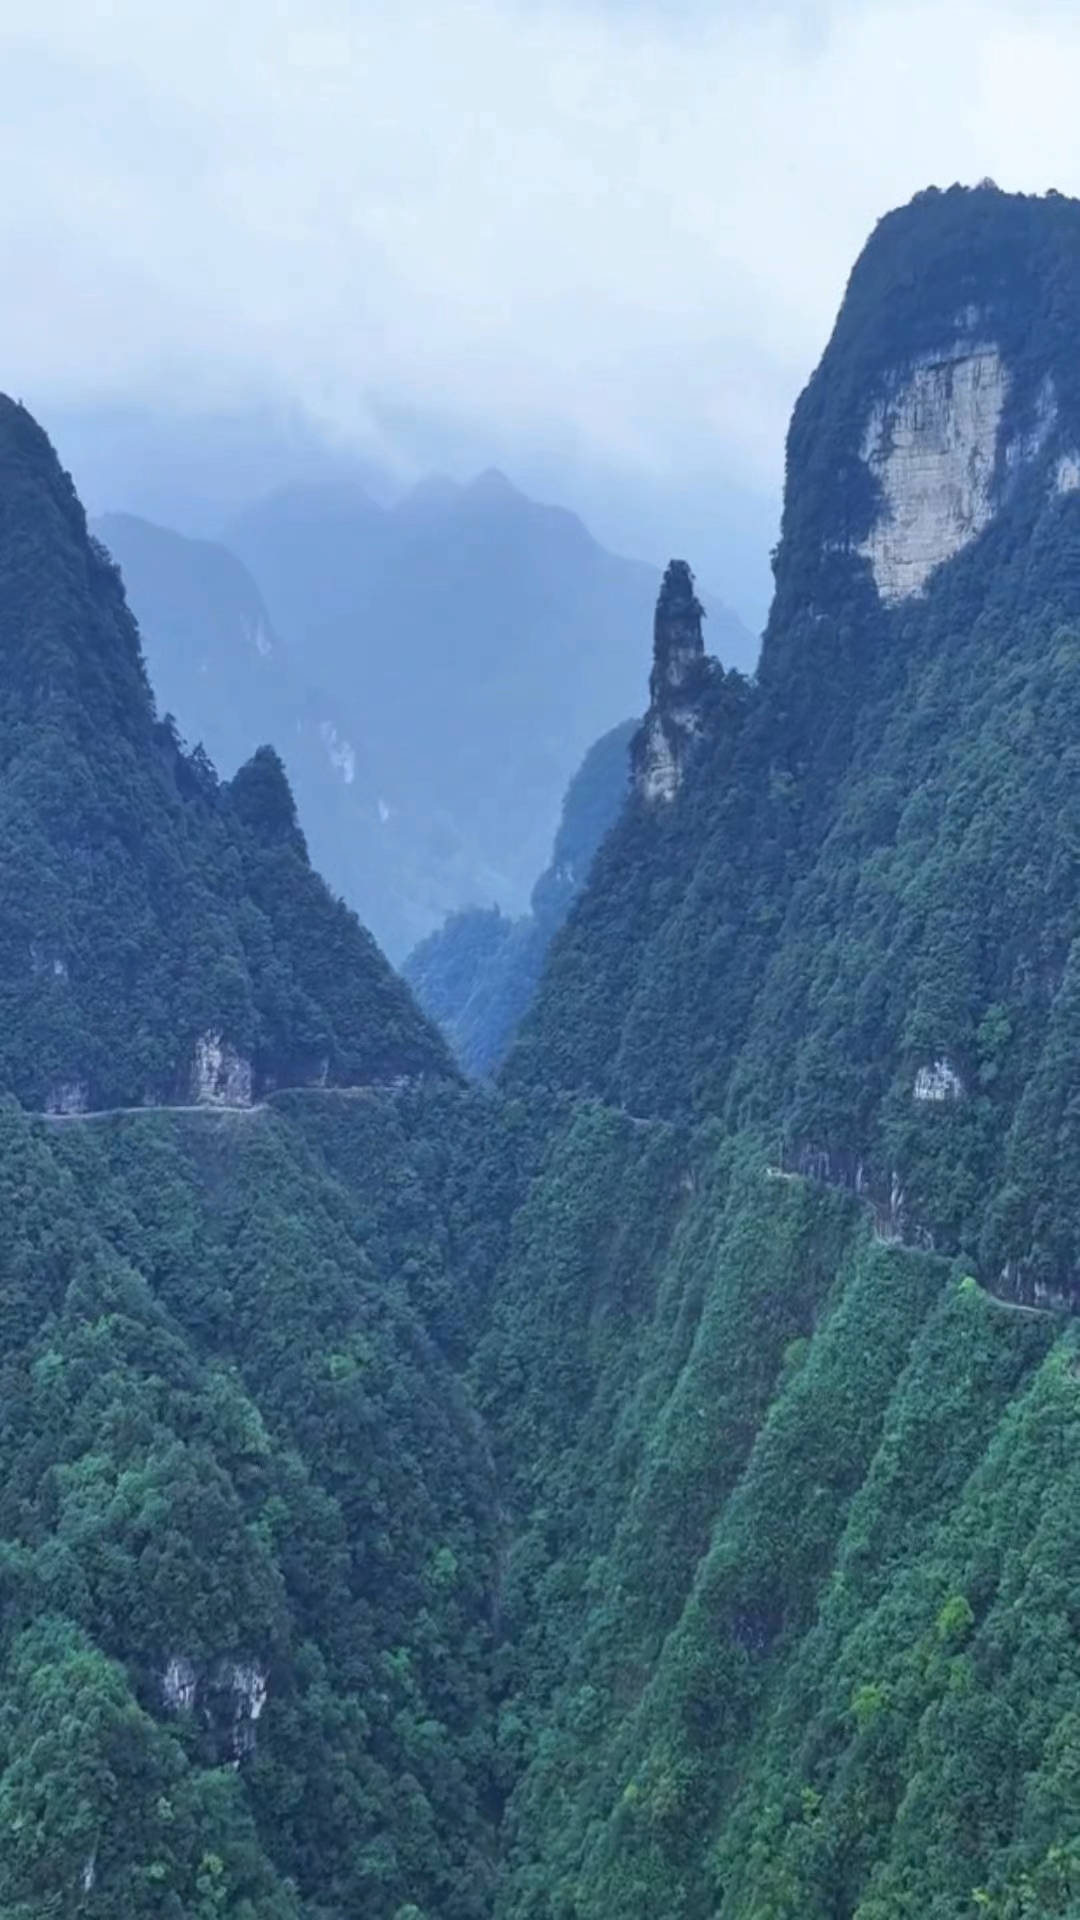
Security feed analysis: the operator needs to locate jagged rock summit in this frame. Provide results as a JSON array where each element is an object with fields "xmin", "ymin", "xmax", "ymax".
[
  {"xmin": 0, "ymin": 395, "xmax": 451, "ymax": 1112},
  {"xmin": 634, "ymin": 559, "xmax": 712, "ymax": 803}
]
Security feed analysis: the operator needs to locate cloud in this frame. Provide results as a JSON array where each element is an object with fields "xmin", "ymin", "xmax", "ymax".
[{"xmin": 4, "ymin": 0, "xmax": 1080, "ymax": 503}]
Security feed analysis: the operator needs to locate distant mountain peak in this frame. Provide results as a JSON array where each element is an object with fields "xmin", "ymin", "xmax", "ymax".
[{"xmin": 466, "ymin": 467, "xmax": 523, "ymax": 503}]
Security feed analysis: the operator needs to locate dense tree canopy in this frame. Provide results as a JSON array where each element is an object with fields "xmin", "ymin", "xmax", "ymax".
[{"xmin": 9, "ymin": 186, "xmax": 1080, "ymax": 1920}]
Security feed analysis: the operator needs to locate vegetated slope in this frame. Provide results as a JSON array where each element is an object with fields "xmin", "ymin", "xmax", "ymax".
[
  {"xmin": 0, "ymin": 401, "xmax": 449, "ymax": 1110},
  {"xmin": 479, "ymin": 183, "xmax": 1080, "ymax": 1919},
  {"xmin": 11, "ymin": 182, "xmax": 1080, "ymax": 1920},
  {"xmin": 507, "ymin": 183, "xmax": 1080, "ymax": 1293},
  {"xmin": 0, "ymin": 1086, "xmax": 526, "ymax": 1920},
  {"xmin": 230, "ymin": 471, "xmax": 754, "ymax": 937},
  {"xmin": 404, "ymin": 718, "xmax": 636, "ymax": 1074},
  {"xmin": 0, "ymin": 395, "xmax": 527, "ymax": 1920}
]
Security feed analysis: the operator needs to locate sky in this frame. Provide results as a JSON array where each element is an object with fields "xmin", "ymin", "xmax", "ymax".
[{"xmin": 4, "ymin": 0, "xmax": 1080, "ymax": 625}]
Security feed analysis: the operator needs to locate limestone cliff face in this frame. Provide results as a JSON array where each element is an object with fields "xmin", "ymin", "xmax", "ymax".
[
  {"xmin": 764, "ymin": 184, "xmax": 1080, "ymax": 657},
  {"xmin": 191, "ymin": 1031, "xmax": 254, "ymax": 1107},
  {"xmin": 162, "ymin": 1652, "xmax": 269, "ymax": 1765},
  {"xmin": 856, "ymin": 343, "xmax": 1009, "ymax": 601},
  {"xmin": 634, "ymin": 561, "xmax": 712, "ymax": 803}
]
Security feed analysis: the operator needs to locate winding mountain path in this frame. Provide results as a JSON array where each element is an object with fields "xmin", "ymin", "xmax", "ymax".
[
  {"xmin": 38, "ymin": 1084, "xmax": 404, "ymax": 1125},
  {"xmin": 765, "ymin": 1163, "xmax": 1063, "ymax": 1321}
]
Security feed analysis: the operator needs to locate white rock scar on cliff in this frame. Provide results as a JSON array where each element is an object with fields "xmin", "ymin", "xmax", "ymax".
[{"xmin": 858, "ymin": 346, "xmax": 1008, "ymax": 602}]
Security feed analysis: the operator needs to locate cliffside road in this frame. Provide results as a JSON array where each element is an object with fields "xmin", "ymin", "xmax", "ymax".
[
  {"xmin": 38, "ymin": 1085, "xmax": 405, "ymax": 1125},
  {"xmin": 765, "ymin": 1163, "xmax": 1063, "ymax": 1320},
  {"xmin": 41, "ymin": 1102, "xmax": 267, "ymax": 1124}
]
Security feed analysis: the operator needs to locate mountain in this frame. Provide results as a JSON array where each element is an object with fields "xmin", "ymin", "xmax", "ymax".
[
  {"xmin": 0, "ymin": 396, "xmax": 505, "ymax": 1920},
  {"xmin": 90, "ymin": 487, "xmax": 747, "ymax": 961},
  {"xmin": 89, "ymin": 510, "xmax": 455, "ymax": 961},
  {"xmin": 229, "ymin": 469, "xmax": 755, "ymax": 930},
  {"xmin": 89, "ymin": 512, "xmax": 298, "ymax": 779},
  {"xmin": 0, "ymin": 408, "xmax": 448, "ymax": 1111},
  {"xmin": 488, "ymin": 182, "xmax": 1080, "ymax": 1917},
  {"xmin": 10, "ymin": 183, "xmax": 1080, "ymax": 1920},
  {"xmin": 404, "ymin": 718, "xmax": 636, "ymax": 1073}
]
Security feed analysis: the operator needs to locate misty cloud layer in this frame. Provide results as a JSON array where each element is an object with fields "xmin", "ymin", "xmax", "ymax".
[{"xmin": 5, "ymin": 0, "xmax": 1080, "ymax": 622}]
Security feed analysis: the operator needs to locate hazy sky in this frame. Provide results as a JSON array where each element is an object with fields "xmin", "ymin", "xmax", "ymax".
[{"xmin": 5, "ymin": 0, "xmax": 1080, "ymax": 621}]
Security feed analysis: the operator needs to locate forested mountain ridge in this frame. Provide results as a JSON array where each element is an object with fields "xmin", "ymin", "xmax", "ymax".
[
  {"xmin": 483, "ymin": 183, "xmax": 1080, "ymax": 1919},
  {"xmin": 508, "ymin": 182, "xmax": 1080, "ymax": 1298},
  {"xmin": 9, "ymin": 182, "xmax": 1080, "ymax": 1920},
  {"xmin": 0, "ymin": 398, "xmax": 450, "ymax": 1110}
]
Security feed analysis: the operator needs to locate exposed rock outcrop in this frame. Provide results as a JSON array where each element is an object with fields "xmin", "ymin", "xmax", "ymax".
[
  {"xmin": 44, "ymin": 1081, "xmax": 88, "ymax": 1117},
  {"xmin": 634, "ymin": 561, "xmax": 711, "ymax": 803},
  {"xmin": 857, "ymin": 344, "xmax": 1008, "ymax": 602},
  {"xmin": 162, "ymin": 1653, "xmax": 198, "ymax": 1711},
  {"xmin": 218, "ymin": 1660, "xmax": 269, "ymax": 1764},
  {"xmin": 913, "ymin": 1058, "xmax": 963, "ymax": 1102},
  {"xmin": 191, "ymin": 1032, "xmax": 254, "ymax": 1107},
  {"xmin": 161, "ymin": 1652, "xmax": 269, "ymax": 1764}
]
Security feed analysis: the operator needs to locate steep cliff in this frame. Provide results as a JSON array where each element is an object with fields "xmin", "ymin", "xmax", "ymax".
[
  {"xmin": 632, "ymin": 560, "xmax": 713, "ymax": 804},
  {"xmin": 508, "ymin": 185, "xmax": 1080, "ymax": 1287},
  {"xmin": 485, "ymin": 183, "xmax": 1080, "ymax": 1919}
]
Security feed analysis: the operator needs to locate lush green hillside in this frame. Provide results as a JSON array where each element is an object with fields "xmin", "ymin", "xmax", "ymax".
[
  {"xmin": 485, "ymin": 183, "xmax": 1080, "ymax": 1915},
  {"xmin": 9, "ymin": 184, "xmax": 1080, "ymax": 1920},
  {"xmin": 404, "ymin": 720, "xmax": 635, "ymax": 1074},
  {"xmin": 0, "ymin": 401, "xmax": 448, "ymax": 1110},
  {"xmin": 0, "ymin": 1087, "xmax": 522, "ymax": 1918}
]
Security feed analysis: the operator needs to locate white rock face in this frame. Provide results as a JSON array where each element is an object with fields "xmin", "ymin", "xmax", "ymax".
[
  {"xmin": 1004, "ymin": 373, "xmax": 1057, "ymax": 475},
  {"xmin": 162, "ymin": 1654, "xmax": 268, "ymax": 1762},
  {"xmin": 192, "ymin": 1032, "xmax": 253, "ymax": 1108},
  {"xmin": 638, "ymin": 706, "xmax": 703, "ymax": 805},
  {"xmin": 858, "ymin": 345, "xmax": 1009, "ymax": 602},
  {"xmin": 638, "ymin": 713, "xmax": 678, "ymax": 805},
  {"xmin": 320, "ymin": 720, "xmax": 356, "ymax": 786},
  {"xmin": 914, "ymin": 1058, "xmax": 963, "ymax": 1103},
  {"xmin": 162, "ymin": 1654, "xmax": 198, "ymax": 1711},
  {"xmin": 45, "ymin": 1081, "xmax": 88, "ymax": 1116},
  {"xmin": 221, "ymin": 1659, "xmax": 268, "ymax": 1764}
]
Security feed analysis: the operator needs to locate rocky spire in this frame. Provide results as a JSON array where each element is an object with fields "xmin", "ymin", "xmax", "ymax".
[{"xmin": 634, "ymin": 560, "xmax": 711, "ymax": 804}]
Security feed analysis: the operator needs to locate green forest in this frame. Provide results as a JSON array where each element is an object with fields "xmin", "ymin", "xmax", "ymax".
[{"xmin": 6, "ymin": 182, "xmax": 1080, "ymax": 1919}]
